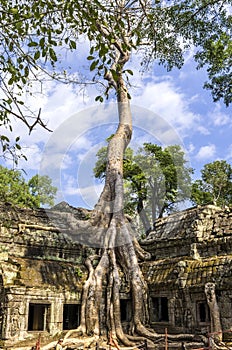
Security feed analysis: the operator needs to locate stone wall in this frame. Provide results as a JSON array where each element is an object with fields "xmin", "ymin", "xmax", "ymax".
[
  {"xmin": 0, "ymin": 202, "xmax": 232, "ymax": 348},
  {"xmin": 0, "ymin": 202, "xmax": 87, "ymax": 347},
  {"xmin": 141, "ymin": 205, "xmax": 232, "ymax": 336},
  {"xmin": 141, "ymin": 205, "xmax": 232, "ymax": 259}
]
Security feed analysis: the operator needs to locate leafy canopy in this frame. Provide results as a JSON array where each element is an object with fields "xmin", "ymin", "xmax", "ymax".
[
  {"xmin": 0, "ymin": 166, "xmax": 57, "ymax": 208},
  {"xmin": 94, "ymin": 142, "xmax": 193, "ymax": 227},
  {"xmin": 133, "ymin": 143, "xmax": 193, "ymax": 220},
  {"xmin": 28, "ymin": 174, "xmax": 58, "ymax": 208},
  {"xmin": 191, "ymin": 160, "xmax": 232, "ymax": 207},
  {"xmin": 0, "ymin": 0, "xmax": 231, "ymax": 159}
]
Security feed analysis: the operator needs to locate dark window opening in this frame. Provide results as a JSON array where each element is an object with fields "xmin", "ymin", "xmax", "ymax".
[
  {"xmin": 151, "ymin": 297, "xmax": 169, "ymax": 322},
  {"xmin": 63, "ymin": 304, "xmax": 80, "ymax": 330},
  {"xmin": 120, "ymin": 299, "xmax": 132, "ymax": 322},
  {"xmin": 197, "ymin": 302, "xmax": 210, "ymax": 323},
  {"xmin": 28, "ymin": 303, "xmax": 50, "ymax": 331}
]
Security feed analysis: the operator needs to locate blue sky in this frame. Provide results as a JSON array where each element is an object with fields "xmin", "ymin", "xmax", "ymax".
[{"xmin": 1, "ymin": 44, "xmax": 231, "ymax": 209}]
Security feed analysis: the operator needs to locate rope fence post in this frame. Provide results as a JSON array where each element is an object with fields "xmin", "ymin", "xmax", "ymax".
[{"xmin": 165, "ymin": 327, "xmax": 168, "ymax": 350}]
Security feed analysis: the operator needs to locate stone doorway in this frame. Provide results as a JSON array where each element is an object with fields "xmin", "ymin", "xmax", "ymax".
[
  {"xmin": 63, "ymin": 304, "xmax": 80, "ymax": 330},
  {"xmin": 28, "ymin": 303, "xmax": 50, "ymax": 331},
  {"xmin": 151, "ymin": 297, "xmax": 169, "ymax": 322}
]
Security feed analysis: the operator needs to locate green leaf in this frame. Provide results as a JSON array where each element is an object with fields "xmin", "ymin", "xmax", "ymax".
[
  {"xmin": 9, "ymin": 41, "xmax": 14, "ymax": 52},
  {"xmin": 34, "ymin": 51, "xmax": 40, "ymax": 60},
  {"xmin": 126, "ymin": 69, "xmax": 133, "ymax": 76},
  {"xmin": 90, "ymin": 60, "xmax": 99, "ymax": 71},
  {"xmin": 10, "ymin": 8, "xmax": 18, "ymax": 14},
  {"xmin": 8, "ymin": 78, "xmax": 14, "ymax": 85},
  {"xmin": 24, "ymin": 66, "xmax": 29, "ymax": 77},
  {"xmin": 70, "ymin": 40, "xmax": 76, "ymax": 49},
  {"xmin": 49, "ymin": 48, "xmax": 57, "ymax": 61},
  {"xmin": 1, "ymin": 135, "xmax": 10, "ymax": 142},
  {"xmin": 39, "ymin": 37, "xmax": 45, "ymax": 47},
  {"xmin": 28, "ymin": 41, "xmax": 38, "ymax": 47},
  {"xmin": 95, "ymin": 95, "xmax": 104, "ymax": 102}
]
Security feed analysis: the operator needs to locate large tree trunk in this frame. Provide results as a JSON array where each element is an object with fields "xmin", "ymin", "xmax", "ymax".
[
  {"xmin": 65, "ymin": 71, "xmax": 155, "ymax": 346},
  {"xmin": 137, "ymin": 198, "xmax": 152, "ymax": 236}
]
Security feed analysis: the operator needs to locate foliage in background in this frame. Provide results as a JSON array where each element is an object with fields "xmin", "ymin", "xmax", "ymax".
[
  {"xmin": 0, "ymin": 166, "xmax": 57, "ymax": 208},
  {"xmin": 94, "ymin": 142, "xmax": 193, "ymax": 233},
  {"xmin": 28, "ymin": 174, "xmax": 57, "ymax": 207},
  {"xmin": 191, "ymin": 160, "xmax": 232, "ymax": 207},
  {"xmin": 134, "ymin": 143, "xmax": 193, "ymax": 219}
]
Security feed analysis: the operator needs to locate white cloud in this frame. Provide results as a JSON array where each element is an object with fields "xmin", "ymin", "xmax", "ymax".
[
  {"xmin": 71, "ymin": 135, "xmax": 93, "ymax": 153},
  {"xmin": 197, "ymin": 126, "xmax": 210, "ymax": 135},
  {"xmin": 61, "ymin": 154, "xmax": 74, "ymax": 170},
  {"xmin": 213, "ymin": 112, "xmax": 231, "ymax": 127},
  {"xmin": 209, "ymin": 104, "xmax": 232, "ymax": 127},
  {"xmin": 186, "ymin": 143, "xmax": 195, "ymax": 154},
  {"xmin": 20, "ymin": 144, "xmax": 43, "ymax": 171},
  {"xmin": 195, "ymin": 144, "xmax": 216, "ymax": 161},
  {"xmin": 58, "ymin": 173, "xmax": 104, "ymax": 208},
  {"xmin": 131, "ymin": 79, "xmax": 201, "ymax": 139}
]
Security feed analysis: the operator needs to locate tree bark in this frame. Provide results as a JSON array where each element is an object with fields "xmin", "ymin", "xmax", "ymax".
[
  {"xmin": 137, "ymin": 198, "xmax": 152, "ymax": 236},
  {"xmin": 65, "ymin": 68, "xmax": 156, "ymax": 346}
]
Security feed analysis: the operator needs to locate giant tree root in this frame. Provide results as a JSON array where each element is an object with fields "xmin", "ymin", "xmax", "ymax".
[
  {"xmin": 41, "ymin": 336, "xmax": 97, "ymax": 350},
  {"xmin": 63, "ymin": 207, "xmax": 199, "ymax": 348}
]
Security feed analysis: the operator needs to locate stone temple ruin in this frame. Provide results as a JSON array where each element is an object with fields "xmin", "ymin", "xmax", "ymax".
[{"xmin": 0, "ymin": 202, "xmax": 231, "ymax": 348}]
